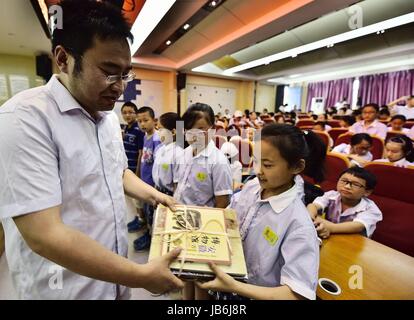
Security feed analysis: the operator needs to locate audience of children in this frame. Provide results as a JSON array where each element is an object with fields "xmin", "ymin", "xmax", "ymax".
[
  {"xmin": 339, "ymin": 115, "xmax": 356, "ymax": 128},
  {"xmin": 374, "ymin": 135, "xmax": 414, "ymax": 167},
  {"xmin": 332, "ymin": 133, "xmax": 373, "ymax": 167},
  {"xmin": 307, "ymin": 167, "xmax": 382, "ymax": 239}
]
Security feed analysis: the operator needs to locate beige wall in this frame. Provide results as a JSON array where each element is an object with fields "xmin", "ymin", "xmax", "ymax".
[
  {"xmin": 0, "ymin": 54, "xmax": 45, "ymax": 106},
  {"xmin": 182, "ymin": 74, "xmax": 255, "ymax": 114},
  {"xmin": 255, "ymin": 83, "xmax": 276, "ymax": 112},
  {"xmin": 132, "ymin": 67, "xmax": 177, "ymax": 113}
]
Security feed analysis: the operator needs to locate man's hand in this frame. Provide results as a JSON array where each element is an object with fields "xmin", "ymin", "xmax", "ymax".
[
  {"xmin": 141, "ymin": 248, "xmax": 184, "ymax": 294},
  {"xmin": 195, "ymin": 262, "xmax": 237, "ymax": 293}
]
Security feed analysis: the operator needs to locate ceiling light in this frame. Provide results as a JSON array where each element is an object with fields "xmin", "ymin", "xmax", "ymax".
[
  {"xmin": 224, "ymin": 12, "xmax": 414, "ymax": 75},
  {"xmin": 183, "ymin": 23, "xmax": 190, "ymax": 30},
  {"xmin": 130, "ymin": 0, "xmax": 176, "ymax": 55},
  {"xmin": 166, "ymin": 40, "xmax": 172, "ymax": 45},
  {"xmin": 210, "ymin": 1, "xmax": 217, "ymax": 6}
]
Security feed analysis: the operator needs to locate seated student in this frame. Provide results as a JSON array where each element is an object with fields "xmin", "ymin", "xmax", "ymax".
[
  {"xmin": 379, "ymin": 108, "xmax": 391, "ymax": 122},
  {"xmin": 332, "ymin": 133, "xmax": 373, "ymax": 167},
  {"xmin": 313, "ymin": 122, "xmax": 333, "ymax": 148},
  {"xmin": 388, "ymin": 95, "xmax": 414, "ymax": 119},
  {"xmin": 307, "ymin": 167, "xmax": 382, "ymax": 239},
  {"xmin": 349, "ymin": 103, "xmax": 387, "ymax": 139},
  {"xmin": 339, "ymin": 115, "xmax": 356, "ymax": 128},
  {"xmin": 374, "ymin": 135, "xmax": 414, "ymax": 167},
  {"xmin": 220, "ymin": 142, "xmax": 243, "ymax": 190},
  {"xmin": 197, "ymin": 124, "xmax": 319, "ymax": 300},
  {"xmin": 316, "ymin": 114, "xmax": 332, "ymax": 130},
  {"xmin": 388, "ymin": 115, "xmax": 410, "ymax": 134},
  {"xmin": 152, "ymin": 112, "xmax": 184, "ymax": 196},
  {"xmin": 352, "ymin": 109, "xmax": 362, "ymax": 122}
]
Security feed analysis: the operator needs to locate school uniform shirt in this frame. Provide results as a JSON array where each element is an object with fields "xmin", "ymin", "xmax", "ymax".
[
  {"xmin": 332, "ymin": 143, "xmax": 373, "ymax": 167},
  {"xmin": 393, "ymin": 105, "xmax": 414, "ymax": 120},
  {"xmin": 313, "ymin": 190, "xmax": 383, "ymax": 237},
  {"xmin": 174, "ymin": 140, "xmax": 233, "ymax": 207},
  {"xmin": 152, "ymin": 142, "xmax": 184, "ymax": 193},
  {"xmin": 230, "ymin": 178, "xmax": 319, "ymax": 300},
  {"xmin": 140, "ymin": 131, "xmax": 162, "ymax": 186},
  {"xmin": 374, "ymin": 158, "xmax": 414, "ymax": 167},
  {"xmin": 121, "ymin": 122, "xmax": 144, "ymax": 172},
  {"xmin": 387, "ymin": 127, "xmax": 410, "ymax": 135},
  {"xmin": 349, "ymin": 120, "xmax": 388, "ymax": 140},
  {"xmin": 0, "ymin": 75, "xmax": 129, "ymax": 299}
]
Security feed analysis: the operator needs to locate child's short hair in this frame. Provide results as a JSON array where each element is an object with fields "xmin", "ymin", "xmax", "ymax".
[
  {"xmin": 342, "ymin": 115, "xmax": 356, "ymax": 126},
  {"xmin": 159, "ymin": 112, "xmax": 181, "ymax": 131},
  {"xmin": 261, "ymin": 124, "xmax": 325, "ymax": 182},
  {"xmin": 121, "ymin": 101, "xmax": 138, "ymax": 113},
  {"xmin": 350, "ymin": 133, "xmax": 372, "ymax": 146},
  {"xmin": 390, "ymin": 114, "xmax": 407, "ymax": 122},
  {"xmin": 314, "ymin": 121, "xmax": 326, "ymax": 130},
  {"xmin": 137, "ymin": 106, "xmax": 155, "ymax": 119},
  {"xmin": 339, "ymin": 167, "xmax": 377, "ymax": 190},
  {"xmin": 379, "ymin": 109, "xmax": 390, "ymax": 116},
  {"xmin": 182, "ymin": 103, "xmax": 215, "ymax": 130},
  {"xmin": 361, "ymin": 103, "xmax": 380, "ymax": 113}
]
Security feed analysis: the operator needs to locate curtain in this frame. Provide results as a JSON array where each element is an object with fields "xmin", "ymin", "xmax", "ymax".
[
  {"xmin": 358, "ymin": 69, "xmax": 414, "ymax": 107},
  {"xmin": 306, "ymin": 77, "xmax": 354, "ymax": 111}
]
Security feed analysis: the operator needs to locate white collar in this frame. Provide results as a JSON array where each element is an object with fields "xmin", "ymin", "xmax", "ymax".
[
  {"xmin": 252, "ymin": 179, "xmax": 298, "ymax": 214},
  {"xmin": 192, "ymin": 140, "xmax": 216, "ymax": 159},
  {"xmin": 327, "ymin": 191, "xmax": 370, "ymax": 217}
]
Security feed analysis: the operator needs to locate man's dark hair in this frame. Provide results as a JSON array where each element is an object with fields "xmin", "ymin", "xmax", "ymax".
[
  {"xmin": 52, "ymin": 0, "xmax": 133, "ymax": 74},
  {"xmin": 121, "ymin": 101, "xmax": 138, "ymax": 113},
  {"xmin": 339, "ymin": 167, "xmax": 377, "ymax": 190},
  {"xmin": 137, "ymin": 106, "xmax": 155, "ymax": 119}
]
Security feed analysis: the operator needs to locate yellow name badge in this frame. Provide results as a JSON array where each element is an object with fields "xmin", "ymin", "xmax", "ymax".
[
  {"xmin": 263, "ymin": 226, "xmax": 278, "ymax": 246},
  {"xmin": 162, "ymin": 163, "xmax": 169, "ymax": 171},
  {"xmin": 196, "ymin": 172, "xmax": 207, "ymax": 182}
]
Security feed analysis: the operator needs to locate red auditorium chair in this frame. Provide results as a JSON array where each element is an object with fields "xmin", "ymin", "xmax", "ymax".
[
  {"xmin": 327, "ymin": 120, "xmax": 341, "ymax": 128},
  {"xmin": 297, "ymin": 119, "xmax": 315, "ymax": 127},
  {"xmin": 328, "ymin": 128, "xmax": 348, "ymax": 144},
  {"xmin": 214, "ymin": 135, "xmax": 227, "ymax": 149},
  {"xmin": 319, "ymin": 152, "xmax": 350, "ymax": 192},
  {"xmin": 365, "ymin": 163, "xmax": 414, "ymax": 257},
  {"xmin": 231, "ymin": 139, "xmax": 253, "ymax": 168},
  {"xmin": 312, "ymin": 130, "xmax": 330, "ymax": 151},
  {"xmin": 335, "ymin": 133, "xmax": 384, "ymax": 160}
]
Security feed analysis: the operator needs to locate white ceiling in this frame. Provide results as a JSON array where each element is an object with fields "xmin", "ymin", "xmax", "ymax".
[{"xmin": 0, "ymin": 0, "xmax": 51, "ymax": 57}]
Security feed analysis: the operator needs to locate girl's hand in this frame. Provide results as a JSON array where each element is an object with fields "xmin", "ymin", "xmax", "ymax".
[{"xmin": 196, "ymin": 262, "xmax": 237, "ymax": 293}]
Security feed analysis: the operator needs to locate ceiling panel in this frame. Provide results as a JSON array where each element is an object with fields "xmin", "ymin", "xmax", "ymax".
[
  {"xmin": 231, "ymin": 45, "xmax": 268, "ymax": 64},
  {"xmin": 193, "ymin": 6, "xmax": 245, "ymax": 40},
  {"xmin": 256, "ymin": 31, "xmax": 305, "ymax": 55},
  {"xmin": 223, "ymin": 0, "xmax": 291, "ymax": 25}
]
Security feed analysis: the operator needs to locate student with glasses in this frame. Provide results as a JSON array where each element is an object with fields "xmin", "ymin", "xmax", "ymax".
[
  {"xmin": 307, "ymin": 167, "xmax": 382, "ymax": 239},
  {"xmin": 349, "ymin": 103, "xmax": 388, "ymax": 139},
  {"xmin": 374, "ymin": 135, "xmax": 414, "ymax": 167}
]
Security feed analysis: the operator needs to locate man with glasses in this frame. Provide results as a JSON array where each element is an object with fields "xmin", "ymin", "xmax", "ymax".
[
  {"xmin": 307, "ymin": 167, "xmax": 382, "ymax": 239},
  {"xmin": 0, "ymin": 0, "xmax": 183, "ymax": 299}
]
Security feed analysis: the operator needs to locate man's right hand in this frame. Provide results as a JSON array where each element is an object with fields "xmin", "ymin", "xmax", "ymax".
[{"xmin": 141, "ymin": 248, "xmax": 184, "ymax": 294}]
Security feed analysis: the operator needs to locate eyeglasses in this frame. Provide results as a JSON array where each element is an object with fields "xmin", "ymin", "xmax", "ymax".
[
  {"xmin": 122, "ymin": 111, "xmax": 136, "ymax": 115},
  {"xmin": 338, "ymin": 178, "xmax": 365, "ymax": 189},
  {"xmin": 78, "ymin": 54, "xmax": 135, "ymax": 85}
]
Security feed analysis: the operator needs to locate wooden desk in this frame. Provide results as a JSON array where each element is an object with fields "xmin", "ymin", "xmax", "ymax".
[{"xmin": 317, "ymin": 234, "xmax": 414, "ymax": 300}]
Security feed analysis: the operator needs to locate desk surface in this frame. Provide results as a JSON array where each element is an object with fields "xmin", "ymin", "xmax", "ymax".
[{"xmin": 317, "ymin": 234, "xmax": 414, "ymax": 300}]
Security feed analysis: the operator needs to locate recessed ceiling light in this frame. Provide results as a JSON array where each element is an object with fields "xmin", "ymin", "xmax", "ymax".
[
  {"xmin": 183, "ymin": 23, "xmax": 190, "ymax": 30},
  {"xmin": 166, "ymin": 40, "xmax": 172, "ymax": 45},
  {"xmin": 210, "ymin": 1, "xmax": 217, "ymax": 7}
]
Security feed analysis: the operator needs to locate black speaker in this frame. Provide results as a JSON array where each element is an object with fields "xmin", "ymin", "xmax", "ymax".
[
  {"xmin": 177, "ymin": 73, "xmax": 186, "ymax": 90},
  {"xmin": 36, "ymin": 54, "xmax": 53, "ymax": 81}
]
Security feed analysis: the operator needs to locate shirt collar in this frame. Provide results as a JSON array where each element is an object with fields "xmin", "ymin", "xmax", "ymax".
[
  {"xmin": 253, "ymin": 179, "xmax": 299, "ymax": 214},
  {"xmin": 362, "ymin": 120, "xmax": 379, "ymax": 128},
  {"xmin": 327, "ymin": 191, "xmax": 370, "ymax": 217},
  {"xmin": 46, "ymin": 74, "xmax": 107, "ymax": 122},
  {"xmin": 192, "ymin": 140, "xmax": 215, "ymax": 159}
]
